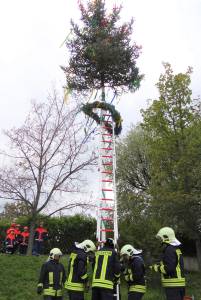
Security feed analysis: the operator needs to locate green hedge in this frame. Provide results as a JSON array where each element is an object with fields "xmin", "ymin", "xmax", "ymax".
[{"xmin": 0, "ymin": 214, "xmax": 96, "ymax": 254}]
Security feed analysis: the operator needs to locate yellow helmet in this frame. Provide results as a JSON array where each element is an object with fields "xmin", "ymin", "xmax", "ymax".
[
  {"xmin": 77, "ymin": 240, "xmax": 96, "ymax": 253},
  {"xmin": 49, "ymin": 248, "xmax": 62, "ymax": 259},
  {"xmin": 120, "ymin": 244, "xmax": 142, "ymax": 257},
  {"xmin": 156, "ymin": 227, "xmax": 176, "ymax": 243}
]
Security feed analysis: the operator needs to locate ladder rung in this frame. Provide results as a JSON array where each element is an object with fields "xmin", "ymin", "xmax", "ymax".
[
  {"xmin": 102, "ymin": 188, "xmax": 113, "ymax": 192},
  {"xmin": 101, "ymin": 140, "xmax": 112, "ymax": 143},
  {"xmin": 101, "ymin": 170, "xmax": 112, "ymax": 174},
  {"xmin": 100, "ymin": 208, "xmax": 114, "ymax": 211},
  {"xmin": 100, "ymin": 229, "xmax": 114, "ymax": 232},
  {"xmin": 101, "ymin": 198, "xmax": 113, "ymax": 201},
  {"xmin": 103, "ymin": 114, "xmax": 112, "ymax": 117},
  {"xmin": 101, "ymin": 155, "xmax": 113, "ymax": 158},
  {"xmin": 102, "ymin": 126, "xmax": 112, "ymax": 130},
  {"xmin": 102, "ymin": 179, "xmax": 112, "ymax": 183},
  {"xmin": 101, "ymin": 148, "xmax": 113, "ymax": 151},
  {"xmin": 102, "ymin": 133, "xmax": 113, "ymax": 137},
  {"xmin": 102, "ymin": 162, "xmax": 112, "ymax": 166},
  {"xmin": 101, "ymin": 217, "xmax": 113, "ymax": 221}
]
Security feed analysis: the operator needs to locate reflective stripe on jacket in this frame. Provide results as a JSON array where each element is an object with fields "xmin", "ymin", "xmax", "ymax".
[
  {"xmin": 65, "ymin": 246, "xmax": 88, "ymax": 292},
  {"xmin": 38, "ymin": 260, "xmax": 66, "ymax": 296},
  {"xmin": 160, "ymin": 244, "xmax": 185, "ymax": 288},
  {"xmin": 124, "ymin": 255, "xmax": 146, "ymax": 294},
  {"xmin": 92, "ymin": 246, "xmax": 120, "ymax": 290}
]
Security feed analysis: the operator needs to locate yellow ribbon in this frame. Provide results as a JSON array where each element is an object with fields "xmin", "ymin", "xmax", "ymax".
[{"xmin": 64, "ymin": 87, "xmax": 72, "ymax": 103}]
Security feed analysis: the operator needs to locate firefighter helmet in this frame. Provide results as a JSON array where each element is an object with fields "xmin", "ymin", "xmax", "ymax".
[
  {"xmin": 77, "ymin": 240, "xmax": 96, "ymax": 253},
  {"xmin": 49, "ymin": 248, "xmax": 62, "ymax": 259},
  {"xmin": 156, "ymin": 227, "xmax": 177, "ymax": 243},
  {"xmin": 120, "ymin": 244, "xmax": 142, "ymax": 257}
]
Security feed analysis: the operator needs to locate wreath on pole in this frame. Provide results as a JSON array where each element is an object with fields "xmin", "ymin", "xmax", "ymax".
[
  {"xmin": 62, "ymin": 0, "xmax": 143, "ymax": 136},
  {"xmin": 82, "ymin": 101, "xmax": 122, "ymax": 135}
]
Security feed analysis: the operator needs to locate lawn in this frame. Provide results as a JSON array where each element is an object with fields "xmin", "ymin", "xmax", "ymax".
[{"xmin": 0, "ymin": 254, "xmax": 200, "ymax": 300}]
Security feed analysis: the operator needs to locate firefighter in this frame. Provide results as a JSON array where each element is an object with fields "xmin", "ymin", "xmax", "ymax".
[
  {"xmin": 14, "ymin": 224, "xmax": 22, "ymax": 252},
  {"xmin": 120, "ymin": 245, "xmax": 146, "ymax": 300},
  {"xmin": 151, "ymin": 227, "xmax": 185, "ymax": 300},
  {"xmin": 37, "ymin": 248, "xmax": 66, "ymax": 300},
  {"xmin": 65, "ymin": 239, "xmax": 96, "ymax": 300},
  {"xmin": 19, "ymin": 226, "xmax": 30, "ymax": 255},
  {"xmin": 5, "ymin": 228, "xmax": 16, "ymax": 254},
  {"xmin": 6, "ymin": 223, "xmax": 17, "ymax": 235},
  {"xmin": 92, "ymin": 238, "xmax": 121, "ymax": 300},
  {"xmin": 33, "ymin": 222, "xmax": 48, "ymax": 255},
  {"xmin": 15, "ymin": 224, "xmax": 21, "ymax": 238}
]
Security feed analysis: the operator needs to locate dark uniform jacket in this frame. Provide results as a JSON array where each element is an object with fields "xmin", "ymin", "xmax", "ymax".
[
  {"xmin": 124, "ymin": 255, "xmax": 146, "ymax": 294},
  {"xmin": 159, "ymin": 243, "xmax": 185, "ymax": 288},
  {"xmin": 92, "ymin": 246, "xmax": 120, "ymax": 290},
  {"xmin": 38, "ymin": 259, "xmax": 66, "ymax": 297},
  {"xmin": 65, "ymin": 245, "xmax": 89, "ymax": 292}
]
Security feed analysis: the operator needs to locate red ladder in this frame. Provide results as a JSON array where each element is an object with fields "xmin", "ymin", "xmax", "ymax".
[{"xmin": 96, "ymin": 112, "xmax": 118, "ymax": 245}]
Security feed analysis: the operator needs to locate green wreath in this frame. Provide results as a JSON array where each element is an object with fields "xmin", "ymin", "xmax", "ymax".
[{"xmin": 81, "ymin": 101, "xmax": 122, "ymax": 135}]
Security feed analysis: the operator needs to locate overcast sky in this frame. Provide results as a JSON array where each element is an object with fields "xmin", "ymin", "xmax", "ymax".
[
  {"xmin": 0, "ymin": 0, "xmax": 200, "ymax": 133},
  {"xmin": 0, "ymin": 0, "xmax": 201, "ymax": 212}
]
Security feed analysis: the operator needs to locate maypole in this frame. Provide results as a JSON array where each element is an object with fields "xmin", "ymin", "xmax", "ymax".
[{"xmin": 61, "ymin": 0, "xmax": 143, "ymax": 297}]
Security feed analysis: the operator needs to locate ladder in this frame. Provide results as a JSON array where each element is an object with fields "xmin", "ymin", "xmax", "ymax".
[
  {"xmin": 96, "ymin": 112, "xmax": 119, "ymax": 246},
  {"xmin": 95, "ymin": 110, "xmax": 120, "ymax": 300}
]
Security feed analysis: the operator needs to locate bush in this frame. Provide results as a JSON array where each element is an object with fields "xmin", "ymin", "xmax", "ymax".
[{"xmin": 0, "ymin": 214, "xmax": 96, "ymax": 254}]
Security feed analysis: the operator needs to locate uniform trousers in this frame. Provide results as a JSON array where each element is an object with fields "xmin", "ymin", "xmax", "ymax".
[
  {"xmin": 165, "ymin": 287, "xmax": 185, "ymax": 300},
  {"xmin": 128, "ymin": 292, "xmax": 144, "ymax": 300},
  {"xmin": 68, "ymin": 291, "xmax": 84, "ymax": 300},
  {"xmin": 92, "ymin": 287, "xmax": 114, "ymax": 300}
]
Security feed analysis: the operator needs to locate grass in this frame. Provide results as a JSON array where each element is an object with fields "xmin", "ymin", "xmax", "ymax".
[{"xmin": 0, "ymin": 254, "xmax": 200, "ymax": 300}]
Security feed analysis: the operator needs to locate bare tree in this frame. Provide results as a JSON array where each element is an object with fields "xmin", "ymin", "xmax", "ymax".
[{"xmin": 0, "ymin": 92, "xmax": 96, "ymax": 254}]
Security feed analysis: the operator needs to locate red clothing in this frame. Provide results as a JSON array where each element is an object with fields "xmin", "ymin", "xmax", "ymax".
[
  {"xmin": 6, "ymin": 223, "xmax": 17, "ymax": 234},
  {"xmin": 21, "ymin": 232, "xmax": 30, "ymax": 245},
  {"xmin": 35, "ymin": 227, "xmax": 48, "ymax": 241},
  {"xmin": 6, "ymin": 233, "xmax": 16, "ymax": 247},
  {"xmin": 14, "ymin": 229, "xmax": 21, "ymax": 236},
  {"xmin": 6, "ymin": 227, "xmax": 15, "ymax": 235}
]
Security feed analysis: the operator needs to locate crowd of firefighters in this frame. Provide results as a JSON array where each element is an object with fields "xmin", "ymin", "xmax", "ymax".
[
  {"xmin": 37, "ymin": 227, "xmax": 186, "ymax": 300},
  {"xmin": 3, "ymin": 221, "xmax": 48, "ymax": 255}
]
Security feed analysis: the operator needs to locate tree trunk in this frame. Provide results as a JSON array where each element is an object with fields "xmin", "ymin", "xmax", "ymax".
[
  {"xmin": 27, "ymin": 217, "xmax": 36, "ymax": 256},
  {"xmin": 195, "ymin": 239, "xmax": 201, "ymax": 271}
]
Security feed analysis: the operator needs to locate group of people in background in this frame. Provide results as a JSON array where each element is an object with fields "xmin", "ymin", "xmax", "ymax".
[
  {"xmin": 37, "ymin": 226, "xmax": 185, "ymax": 300},
  {"xmin": 3, "ymin": 221, "xmax": 48, "ymax": 255}
]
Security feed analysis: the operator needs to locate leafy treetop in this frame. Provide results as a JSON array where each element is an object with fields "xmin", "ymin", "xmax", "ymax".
[{"xmin": 62, "ymin": 0, "xmax": 143, "ymax": 95}]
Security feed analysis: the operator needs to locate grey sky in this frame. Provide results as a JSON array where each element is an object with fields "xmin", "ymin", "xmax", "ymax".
[
  {"xmin": 0, "ymin": 0, "xmax": 201, "ymax": 212},
  {"xmin": 0, "ymin": 0, "xmax": 200, "ymax": 133}
]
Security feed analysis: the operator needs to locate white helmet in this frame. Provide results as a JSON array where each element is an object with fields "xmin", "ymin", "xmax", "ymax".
[
  {"xmin": 49, "ymin": 248, "xmax": 62, "ymax": 260},
  {"xmin": 156, "ymin": 227, "xmax": 180, "ymax": 245},
  {"xmin": 120, "ymin": 244, "xmax": 142, "ymax": 257},
  {"xmin": 76, "ymin": 240, "xmax": 96, "ymax": 253}
]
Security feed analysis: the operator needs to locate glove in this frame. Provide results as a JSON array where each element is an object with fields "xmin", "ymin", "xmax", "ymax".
[
  {"xmin": 37, "ymin": 286, "xmax": 43, "ymax": 295},
  {"xmin": 84, "ymin": 281, "xmax": 90, "ymax": 293},
  {"xmin": 150, "ymin": 264, "xmax": 160, "ymax": 272}
]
